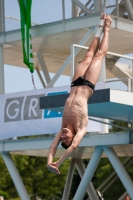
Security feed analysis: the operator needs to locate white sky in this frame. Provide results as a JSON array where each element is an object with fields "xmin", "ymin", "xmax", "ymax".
[
  {"xmin": 3, "ymin": 0, "xmax": 133, "ymax": 94},
  {"xmin": 4, "ymin": 64, "xmax": 70, "ymax": 94}
]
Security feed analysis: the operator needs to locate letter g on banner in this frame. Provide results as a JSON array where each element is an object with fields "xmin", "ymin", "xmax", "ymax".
[
  {"xmin": 4, "ymin": 97, "xmax": 24, "ymax": 122},
  {"xmin": 4, "ymin": 95, "xmax": 43, "ymax": 122},
  {"xmin": 6, "ymin": 100, "xmax": 20, "ymax": 119}
]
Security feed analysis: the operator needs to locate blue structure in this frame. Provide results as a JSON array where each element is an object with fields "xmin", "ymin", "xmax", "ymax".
[{"xmin": 0, "ymin": 0, "xmax": 133, "ymax": 199}]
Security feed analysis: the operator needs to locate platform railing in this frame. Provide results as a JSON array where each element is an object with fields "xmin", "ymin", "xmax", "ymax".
[
  {"xmin": 71, "ymin": 43, "xmax": 133, "ymax": 92},
  {"xmin": 0, "ymin": 0, "xmax": 133, "ymax": 32},
  {"xmin": 105, "ymin": 78, "xmax": 132, "ymax": 92}
]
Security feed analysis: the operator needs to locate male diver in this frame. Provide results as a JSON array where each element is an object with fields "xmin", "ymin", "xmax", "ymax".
[{"xmin": 47, "ymin": 14, "xmax": 112, "ymax": 174}]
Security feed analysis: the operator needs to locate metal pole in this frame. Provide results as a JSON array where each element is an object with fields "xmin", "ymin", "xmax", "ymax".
[
  {"xmin": 102, "ymin": 159, "xmax": 133, "ymax": 193},
  {"xmin": 71, "ymin": 44, "xmax": 75, "ymax": 83},
  {"xmin": 71, "ymin": 0, "xmax": 92, "ymax": 15},
  {"xmin": 101, "ymin": 0, "xmax": 109, "ymax": 14},
  {"xmin": 132, "ymin": 60, "xmax": 133, "ymax": 92},
  {"xmin": 0, "ymin": 0, "xmax": 5, "ymax": 33},
  {"xmin": 36, "ymin": 67, "xmax": 46, "ymax": 88},
  {"xmin": 73, "ymin": 147, "xmax": 103, "ymax": 200},
  {"xmin": 62, "ymin": 159, "xmax": 76, "ymax": 200},
  {"xmin": 1, "ymin": 152, "xmax": 30, "ymax": 200},
  {"xmin": 76, "ymin": 159, "xmax": 99, "ymax": 200},
  {"xmin": 62, "ymin": 0, "xmax": 65, "ymax": 20},
  {"xmin": 128, "ymin": 77, "xmax": 131, "ymax": 128},
  {"xmin": 72, "ymin": 1, "xmax": 79, "ymax": 18},
  {"xmin": 36, "ymin": 53, "xmax": 51, "ymax": 84},
  {"xmin": 118, "ymin": 191, "xmax": 128, "ymax": 200},
  {"xmin": 96, "ymin": 157, "xmax": 130, "ymax": 191},
  {"xmin": 128, "ymin": 78, "xmax": 131, "ymax": 92},
  {"xmin": 116, "ymin": 0, "xmax": 119, "ymax": 17},
  {"xmin": 124, "ymin": 0, "xmax": 133, "ymax": 20},
  {"xmin": 0, "ymin": 45, "xmax": 5, "ymax": 94},
  {"xmin": 103, "ymin": 147, "xmax": 133, "ymax": 199},
  {"xmin": 94, "ymin": 0, "xmax": 101, "ymax": 13},
  {"xmin": 132, "ymin": 60, "xmax": 133, "ymax": 130}
]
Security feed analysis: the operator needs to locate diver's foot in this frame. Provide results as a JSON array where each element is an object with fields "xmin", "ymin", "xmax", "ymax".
[
  {"xmin": 104, "ymin": 15, "xmax": 112, "ymax": 32},
  {"xmin": 99, "ymin": 14, "xmax": 106, "ymax": 28}
]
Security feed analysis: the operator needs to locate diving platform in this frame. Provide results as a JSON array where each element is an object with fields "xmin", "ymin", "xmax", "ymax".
[
  {"xmin": 1, "ymin": 86, "xmax": 133, "ymax": 158},
  {"xmin": 1, "ymin": 121, "xmax": 133, "ymax": 199},
  {"xmin": 1, "ymin": 0, "xmax": 133, "ymax": 199},
  {"xmin": 40, "ymin": 88, "xmax": 133, "ymax": 122},
  {"xmin": 0, "ymin": 88, "xmax": 132, "ymax": 200}
]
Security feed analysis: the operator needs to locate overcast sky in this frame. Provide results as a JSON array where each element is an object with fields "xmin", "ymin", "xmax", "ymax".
[
  {"xmin": 3, "ymin": 0, "xmax": 133, "ymax": 94},
  {"xmin": 4, "ymin": 64, "xmax": 70, "ymax": 94}
]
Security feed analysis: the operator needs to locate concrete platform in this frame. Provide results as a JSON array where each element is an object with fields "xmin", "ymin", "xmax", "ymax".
[
  {"xmin": 1, "ymin": 14, "xmax": 133, "ymax": 77},
  {"xmin": 40, "ymin": 89, "xmax": 133, "ymax": 122}
]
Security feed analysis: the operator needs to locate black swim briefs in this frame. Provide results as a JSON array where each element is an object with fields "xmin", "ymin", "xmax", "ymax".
[{"xmin": 71, "ymin": 76, "xmax": 95, "ymax": 91}]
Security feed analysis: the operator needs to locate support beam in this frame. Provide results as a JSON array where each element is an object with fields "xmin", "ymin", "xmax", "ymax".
[
  {"xmin": 132, "ymin": 60, "xmax": 133, "ymax": 92},
  {"xmin": 0, "ymin": 132, "xmax": 131, "ymax": 153},
  {"xmin": 96, "ymin": 157, "xmax": 130, "ymax": 192},
  {"xmin": 1, "ymin": 152, "xmax": 30, "ymax": 200},
  {"xmin": 62, "ymin": 0, "xmax": 65, "ymax": 20},
  {"xmin": 76, "ymin": 159, "xmax": 99, "ymax": 200},
  {"xmin": 116, "ymin": 0, "xmax": 119, "ymax": 17},
  {"xmin": 46, "ymin": 27, "xmax": 94, "ymax": 87},
  {"xmin": 62, "ymin": 159, "xmax": 76, "ymax": 200},
  {"xmin": 1, "ymin": 15, "xmax": 133, "ymax": 44},
  {"xmin": 71, "ymin": 0, "xmax": 92, "ymax": 15},
  {"xmin": 124, "ymin": 0, "xmax": 133, "ymax": 20},
  {"xmin": 36, "ymin": 53, "xmax": 51, "ymax": 85},
  {"xmin": 94, "ymin": 0, "xmax": 102, "ymax": 13},
  {"xmin": 0, "ymin": 14, "xmax": 100, "ymax": 44},
  {"xmin": 73, "ymin": 147, "xmax": 103, "ymax": 200},
  {"xmin": 36, "ymin": 67, "xmax": 46, "ymax": 88},
  {"xmin": 103, "ymin": 147, "xmax": 133, "ymax": 199},
  {"xmin": 89, "ymin": 117, "xmax": 131, "ymax": 131},
  {"xmin": 0, "ymin": 0, "xmax": 5, "ymax": 33},
  {"xmin": 128, "ymin": 78, "xmax": 131, "ymax": 92},
  {"xmin": 101, "ymin": 0, "xmax": 109, "ymax": 14},
  {"xmin": 0, "ymin": 45, "xmax": 5, "ymax": 94},
  {"xmin": 72, "ymin": 1, "xmax": 79, "ymax": 18},
  {"xmin": 118, "ymin": 191, "xmax": 128, "ymax": 200},
  {"xmin": 101, "ymin": 158, "xmax": 133, "ymax": 193}
]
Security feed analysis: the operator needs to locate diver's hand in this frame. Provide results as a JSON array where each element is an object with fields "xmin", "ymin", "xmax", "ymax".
[{"xmin": 47, "ymin": 163, "xmax": 60, "ymax": 175}]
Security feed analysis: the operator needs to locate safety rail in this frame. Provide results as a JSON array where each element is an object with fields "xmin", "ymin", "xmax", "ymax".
[
  {"xmin": 0, "ymin": 0, "xmax": 132, "ymax": 32},
  {"xmin": 71, "ymin": 43, "xmax": 133, "ymax": 92}
]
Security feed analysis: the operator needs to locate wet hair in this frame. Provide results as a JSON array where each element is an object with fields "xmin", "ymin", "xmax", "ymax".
[
  {"xmin": 61, "ymin": 142, "xmax": 71, "ymax": 149},
  {"xmin": 61, "ymin": 130, "xmax": 76, "ymax": 149}
]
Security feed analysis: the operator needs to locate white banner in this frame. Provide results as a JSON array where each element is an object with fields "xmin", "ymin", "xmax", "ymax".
[{"xmin": 0, "ymin": 83, "xmax": 104, "ymax": 140}]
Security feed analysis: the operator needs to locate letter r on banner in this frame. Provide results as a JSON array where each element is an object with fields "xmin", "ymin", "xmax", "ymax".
[{"xmin": 24, "ymin": 95, "xmax": 42, "ymax": 120}]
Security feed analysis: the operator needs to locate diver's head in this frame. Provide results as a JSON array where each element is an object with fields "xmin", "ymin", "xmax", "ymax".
[{"xmin": 61, "ymin": 128, "xmax": 75, "ymax": 149}]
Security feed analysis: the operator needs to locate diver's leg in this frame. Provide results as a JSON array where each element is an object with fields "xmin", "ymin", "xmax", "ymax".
[
  {"xmin": 84, "ymin": 15, "xmax": 112, "ymax": 86},
  {"xmin": 72, "ymin": 14, "xmax": 106, "ymax": 82}
]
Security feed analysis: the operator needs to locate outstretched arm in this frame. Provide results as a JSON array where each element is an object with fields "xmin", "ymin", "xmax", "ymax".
[
  {"xmin": 47, "ymin": 131, "xmax": 61, "ymax": 164},
  {"xmin": 50, "ymin": 127, "xmax": 86, "ymax": 174},
  {"xmin": 47, "ymin": 129, "xmax": 62, "ymax": 173}
]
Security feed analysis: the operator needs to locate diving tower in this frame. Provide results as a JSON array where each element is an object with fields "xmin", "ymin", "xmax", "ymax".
[
  {"xmin": 0, "ymin": 0, "xmax": 133, "ymax": 200},
  {"xmin": 0, "ymin": 88, "xmax": 133, "ymax": 200},
  {"xmin": 40, "ymin": 88, "xmax": 133, "ymax": 122}
]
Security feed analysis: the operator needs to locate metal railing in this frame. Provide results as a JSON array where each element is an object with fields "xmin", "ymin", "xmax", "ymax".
[
  {"xmin": 72, "ymin": 43, "xmax": 133, "ymax": 92},
  {"xmin": 0, "ymin": 0, "xmax": 133, "ymax": 33}
]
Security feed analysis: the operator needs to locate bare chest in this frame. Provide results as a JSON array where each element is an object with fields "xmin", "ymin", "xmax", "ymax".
[{"xmin": 62, "ymin": 100, "xmax": 88, "ymax": 131}]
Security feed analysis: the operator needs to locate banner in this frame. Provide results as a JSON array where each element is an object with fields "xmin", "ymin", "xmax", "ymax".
[
  {"xmin": 19, "ymin": 0, "xmax": 34, "ymax": 73},
  {"xmin": 0, "ymin": 84, "xmax": 104, "ymax": 140}
]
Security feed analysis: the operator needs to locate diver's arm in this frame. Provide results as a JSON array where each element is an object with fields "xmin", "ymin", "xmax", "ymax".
[
  {"xmin": 47, "ymin": 130, "xmax": 62, "ymax": 165},
  {"xmin": 55, "ymin": 127, "xmax": 86, "ymax": 167}
]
